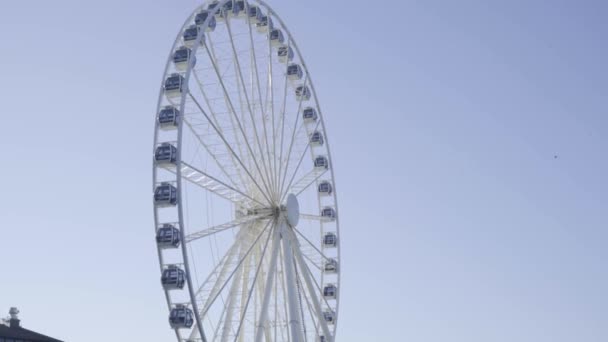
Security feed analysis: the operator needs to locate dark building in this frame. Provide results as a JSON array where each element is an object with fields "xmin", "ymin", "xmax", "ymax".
[{"xmin": 0, "ymin": 308, "xmax": 63, "ymax": 342}]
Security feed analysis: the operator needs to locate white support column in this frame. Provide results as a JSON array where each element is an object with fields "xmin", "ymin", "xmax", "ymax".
[
  {"xmin": 280, "ymin": 221, "xmax": 306, "ymax": 342},
  {"xmin": 254, "ymin": 223, "xmax": 282, "ymax": 342},
  {"xmin": 288, "ymin": 229, "xmax": 333, "ymax": 342}
]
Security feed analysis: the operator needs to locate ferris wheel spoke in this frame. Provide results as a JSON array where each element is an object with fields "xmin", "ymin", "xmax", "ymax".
[
  {"xmin": 183, "ymin": 115, "xmax": 245, "ymax": 191},
  {"xmin": 197, "ymin": 231, "xmax": 254, "ymax": 323},
  {"xmin": 297, "ymin": 264, "xmax": 330, "ymax": 342},
  {"xmin": 201, "ymin": 41, "xmax": 275, "ymax": 202},
  {"xmin": 292, "ymin": 226, "xmax": 333, "ymax": 263},
  {"xmin": 236, "ymin": 246, "xmax": 256, "ymax": 342},
  {"xmin": 161, "ymin": 160, "xmax": 263, "ymax": 207},
  {"xmin": 274, "ymin": 39, "xmax": 292, "ymax": 201},
  {"xmin": 187, "ymin": 75, "xmax": 253, "ymax": 191},
  {"xmin": 232, "ymin": 222, "xmax": 277, "ymax": 341},
  {"xmin": 220, "ymin": 244, "xmax": 249, "ymax": 342},
  {"xmin": 188, "ymin": 92, "xmax": 273, "ymax": 205},
  {"xmin": 287, "ymin": 230, "xmax": 334, "ymax": 342},
  {"xmin": 279, "ymin": 118, "xmax": 324, "ymax": 203},
  {"xmin": 253, "ymin": 222, "xmax": 281, "ymax": 342},
  {"xmin": 211, "ymin": 291, "xmax": 233, "ymax": 342},
  {"xmin": 284, "ymin": 168, "xmax": 327, "ymax": 197},
  {"xmin": 241, "ymin": 11, "xmax": 278, "ymax": 199},
  {"xmin": 189, "ymin": 225, "xmax": 255, "ymax": 342},
  {"xmin": 201, "ymin": 36, "xmax": 255, "ymax": 182},
  {"xmin": 298, "ymin": 247, "xmax": 322, "ymax": 271},
  {"xmin": 224, "ymin": 17, "xmax": 276, "ymax": 199},
  {"xmin": 264, "ymin": 17, "xmax": 278, "ymax": 200},
  {"xmin": 200, "ymin": 220, "xmax": 273, "ymax": 318},
  {"xmin": 276, "ymin": 77, "xmax": 310, "ymax": 199},
  {"xmin": 273, "ymin": 261, "xmax": 278, "ymax": 342},
  {"xmin": 193, "ymin": 229, "xmax": 244, "ymax": 308},
  {"xmin": 299, "ymin": 214, "xmax": 331, "ymax": 223},
  {"xmin": 185, "ymin": 214, "xmax": 270, "ymax": 243},
  {"xmin": 299, "ymin": 259, "xmax": 335, "ymax": 339},
  {"xmin": 298, "ymin": 272, "xmax": 320, "ymax": 341},
  {"xmin": 295, "ymin": 253, "xmax": 333, "ymax": 312},
  {"xmin": 187, "ymin": 72, "xmax": 250, "ymax": 190},
  {"xmin": 188, "ymin": 239, "xmax": 241, "ymax": 342},
  {"xmin": 202, "ymin": 34, "xmax": 254, "ymax": 189}
]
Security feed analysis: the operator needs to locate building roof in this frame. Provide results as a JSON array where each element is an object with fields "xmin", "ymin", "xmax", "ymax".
[{"xmin": 0, "ymin": 324, "xmax": 64, "ymax": 342}]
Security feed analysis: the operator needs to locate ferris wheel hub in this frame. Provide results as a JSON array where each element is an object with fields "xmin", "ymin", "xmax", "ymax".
[{"xmin": 283, "ymin": 193, "xmax": 300, "ymax": 227}]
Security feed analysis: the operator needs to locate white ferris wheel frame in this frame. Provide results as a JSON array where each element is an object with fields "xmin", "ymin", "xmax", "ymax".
[{"xmin": 152, "ymin": 1, "xmax": 341, "ymax": 341}]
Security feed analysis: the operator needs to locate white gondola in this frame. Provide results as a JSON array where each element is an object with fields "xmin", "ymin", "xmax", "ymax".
[
  {"xmin": 221, "ymin": 0, "xmax": 235, "ymax": 19},
  {"xmin": 158, "ymin": 106, "xmax": 180, "ymax": 130},
  {"xmin": 295, "ymin": 85, "xmax": 311, "ymax": 101},
  {"xmin": 169, "ymin": 304, "xmax": 194, "ymax": 329},
  {"xmin": 314, "ymin": 156, "xmax": 329, "ymax": 169},
  {"xmin": 318, "ymin": 180, "xmax": 333, "ymax": 195},
  {"xmin": 195, "ymin": 10, "xmax": 216, "ymax": 32},
  {"xmin": 269, "ymin": 28, "xmax": 284, "ymax": 46},
  {"xmin": 310, "ymin": 131, "xmax": 324, "ymax": 146},
  {"xmin": 164, "ymin": 73, "xmax": 186, "ymax": 99},
  {"xmin": 156, "ymin": 223, "xmax": 181, "ymax": 248},
  {"xmin": 161, "ymin": 265, "xmax": 186, "ymax": 290},
  {"xmin": 172, "ymin": 46, "xmax": 196, "ymax": 71},
  {"xmin": 323, "ymin": 284, "xmax": 337, "ymax": 299},
  {"xmin": 324, "ymin": 258, "xmax": 338, "ymax": 273},
  {"xmin": 182, "ymin": 24, "xmax": 202, "ymax": 47},
  {"xmin": 302, "ymin": 107, "xmax": 317, "ymax": 122},
  {"xmin": 194, "ymin": 9, "xmax": 210, "ymax": 25},
  {"xmin": 234, "ymin": 0, "xmax": 246, "ymax": 17},
  {"xmin": 323, "ymin": 232, "xmax": 337, "ymax": 248},
  {"xmin": 208, "ymin": 0, "xmax": 230, "ymax": 21},
  {"xmin": 155, "ymin": 182, "xmax": 178, "ymax": 207},
  {"xmin": 321, "ymin": 207, "xmax": 336, "ymax": 221},
  {"xmin": 323, "ymin": 310, "xmax": 336, "ymax": 324},
  {"xmin": 278, "ymin": 45, "xmax": 294, "ymax": 63},
  {"xmin": 287, "ymin": 63, "xmax": 303, "ymax": 80},
  {"xmin": 248, "ymin": 5, "xmax": 263, "ymax": 24},
  {"xmin": 155, "ymin": 143, "xmax": 178, "ymax": 164},
  {"xmin": 207, "ymin": 1, "xmax": 222, "ymax": 20},
  {"xmin": 256, "ymin": 15, "xmax": 272, "ymax": 32}
]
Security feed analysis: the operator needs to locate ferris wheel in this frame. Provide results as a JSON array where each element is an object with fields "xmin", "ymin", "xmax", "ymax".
[{"xmin": 152, "ymin": 1, "xmax": 341, "ymax": 342}]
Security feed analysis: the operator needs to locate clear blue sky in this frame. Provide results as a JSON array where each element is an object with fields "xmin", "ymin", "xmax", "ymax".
[{"xmin": 0, "ymin": 0, "xmax": 606, "ymax": 341}]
